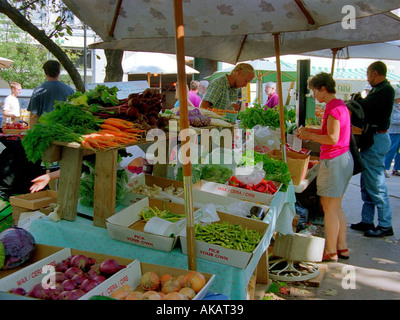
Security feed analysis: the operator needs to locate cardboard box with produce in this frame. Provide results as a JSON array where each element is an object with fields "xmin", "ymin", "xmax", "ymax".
[
  {"xmin": 88, "ymin": 260, "xmax": 215, "ymax": 300},
  {"xmin": 189, "ymin": 188, "xmax": 270, "ymax": 221},
  {"xmin": 193, "ymin": 179, "xmax": 280, "ymax": 206},
  {"xmin": 106, "ymin": 197, "xmax": 187, "ymax": 252},
  {"xmin": 0, "ymin": 245, "xmax": 134, "ymax": 300},
  {"xmin": 122, "ymin": 173, "xmax": 184, "ymax": 205},
  {"xmin": 180, "ymin": 211, "xmax": 269, "ymax": 269}
]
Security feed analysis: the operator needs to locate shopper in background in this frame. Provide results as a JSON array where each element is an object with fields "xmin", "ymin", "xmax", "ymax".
[
  {"xmin": 174, "ymin": 82, "xmax": 195, "ymax": 108},
  {"xmin": 264, "ymin": 81, "xmax": 279, "ymax": 109},
  {"xmin": 350, "ymin": 61, "xmax": 395, "ymax": 238},
  {"xmin": 28, "ymin": 60, "xmax": 75, "ymax": 127},
  {"xmin": 198, "ymin": 80, "xmax": 209, "ymax": 98},
  {"xmin": 384, "ymin": 86, "xmax": 400, "ymax": 177},
  {"xmin": 200, "ymin": 63, "xmax": 254, "ymax": 112},
  {"xmin": 188, "ymin": 80, "xmax": 202, "ymax": 108},
  {"xmin": 363, "ymin": 83, "xmax": 372, "ymax": 98},
  {"xmin": 297, "ymin": 72, "xmax": 353, "ymax": 262},
  {"xmin": 1, "ymin": 81, "xmax": 22, "ymax": 127}
]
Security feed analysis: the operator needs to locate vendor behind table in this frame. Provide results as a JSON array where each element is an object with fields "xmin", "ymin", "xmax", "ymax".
[{"xmin": 200, "ymin": 63, "xmax": 255, "ymax": 112}]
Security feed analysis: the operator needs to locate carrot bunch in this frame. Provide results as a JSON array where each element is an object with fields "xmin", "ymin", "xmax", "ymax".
[{"xmin": 81, "ymin": 118, "xmax": 146, "ymax": 150}]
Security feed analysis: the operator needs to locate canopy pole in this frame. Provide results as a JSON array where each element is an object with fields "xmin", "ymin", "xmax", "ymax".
[
  {"xmin": 173, "ymin": 0, "xmax": 196, "ymax": 271},
  {"xmin": 257, "ymin": 70, "xmax": 263, "ymax": 104},
  {"xmin": 331, "ymin": 48, "xmax": 339, "ymax": 76},
  {"xmin": 294, "ymin": 0, "xmax": 316, "ymax": 25},
  {"xmin": 273, "ymin": 33, "xmax": 287, "ymax": 162},
  {"xmin": 108, "ymin": 0, "xmax": 123, "ymax": 37}
]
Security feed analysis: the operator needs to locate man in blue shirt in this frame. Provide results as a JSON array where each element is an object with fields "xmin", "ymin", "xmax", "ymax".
[{"xmin": 28, "ymin": 60, "xmax": 75, "ymax": 127}]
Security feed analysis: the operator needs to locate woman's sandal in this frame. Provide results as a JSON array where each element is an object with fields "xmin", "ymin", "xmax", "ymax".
[
  {"xmin": 322, "ymin": 251, "xmax": 338, "ymax": 262},
  {"xmin": 337, "ymin": 249, "xmax": 349, "ymax": 260}
]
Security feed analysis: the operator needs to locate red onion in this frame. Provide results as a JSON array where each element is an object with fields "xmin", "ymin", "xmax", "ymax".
[
  {"xmin": 64, "ymin": 267, "xmax": 84, "ymax": 279},
  {"xmin": 49, "ymin": 283, "xmax": 64, "ymax": 300},
  {"xmin": 80, "ymin": 279, "xmax": 98, "ymax": 293},
  {"xmin": 71, "ymin": 273, "xmax": 88, "ymax": 286},
  {"xmin": 58, "ymin": 290, "xmax": 79, "ymax": 300},
  {"xmin": 27, "ymin": 283, "xmax": 46, "ymax": 299},
  {"xmin": 87, "ymin": 269, "xmax": 99, "ymax": 279},
  {"xmin": 93, "ymin": 275, "xmax": 106, "ymax": 285},
  {"xmin": 9, "ymin": 287, "xmax": 26, "ymax": 296},
  {"xmin": 87, "ymin": 257, "xmax": 96, "ymax": 266},
  {"xmin": 70, "ymin": 254, "xmax": 90, "ymax": 270},
  {"xmin": 99, "ymin": 259, "xmax": 125, "ymax": 276},
  {"xmin": 55, "ymin": 261, "xmax": 69, "ymax": 272},
  {"xmin": 61, "ymin": 279, "xmax": 76, "ymax": 291},
  {"xmin": 55, "ymin": 272, "xmax": 67, "ymax": 283},
  {"xmin": 72, "ymin": 289, "xmax": 85, "ymax": 299}
]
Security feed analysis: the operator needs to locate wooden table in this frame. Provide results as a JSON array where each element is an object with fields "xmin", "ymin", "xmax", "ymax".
[{"xmin": 42, "ymin": 133, "xmax": 177, "ymax": 228}]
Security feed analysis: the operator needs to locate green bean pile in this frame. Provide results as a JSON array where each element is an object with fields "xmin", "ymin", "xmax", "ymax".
[
  {"xmin": 194, "ymin": 222, "xmax": 263, "ymax": 252},
  {"xmin": 140, "ymin": 206, "xmax": 185, "ymax": 223}
]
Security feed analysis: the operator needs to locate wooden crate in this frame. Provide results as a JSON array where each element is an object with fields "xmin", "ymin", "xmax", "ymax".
[{"xmin": 9, "ymin": 190, "xmax": 58, "ymax": 224}]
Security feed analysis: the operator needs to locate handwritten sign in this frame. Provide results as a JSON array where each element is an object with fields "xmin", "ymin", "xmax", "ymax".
[{"xmin": 336, "ymin": 83, "xmax": 352, "ymax": 94}]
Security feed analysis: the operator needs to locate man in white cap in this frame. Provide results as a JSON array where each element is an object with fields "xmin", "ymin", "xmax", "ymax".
[{"xmin": 264, "ymin": 81, "xmax": 279, "ymax": 109}]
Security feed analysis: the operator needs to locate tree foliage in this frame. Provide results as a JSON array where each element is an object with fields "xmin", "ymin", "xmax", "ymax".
[
  {"xmin": 0, "ymin": 23, "xmax": 48, "ymax": 88},
  {"xmin": 0, "ymin": 0, "xmax": 85, "ymax": 91}
]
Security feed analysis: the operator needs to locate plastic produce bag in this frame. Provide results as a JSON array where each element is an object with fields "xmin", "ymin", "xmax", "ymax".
[
  {"xmin": 17, "ymin": 211, "xmax": 47, "ymax": 231},
  {"xmin": 213, "ymin": 202, "xmax": 250, "ymax": 218},
  {"xmin": 234, "ymin": 162, "xmax": 265, "ymax": 186},
  {"xmin": 177, "ymin": 203, "xmax": 220, "ymax": 236},
  {"xmin": 295, "ymin": 201, "xmax": 309, "ymax": 232},
  {"xmin": 252, "ymin": 124, "xmax": 281, "ymax": 150}
]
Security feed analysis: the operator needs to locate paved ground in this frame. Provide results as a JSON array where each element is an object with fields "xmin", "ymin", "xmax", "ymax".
[
  {"xmin": 313, "ymin": 171, "xmax": 400, "ymax": 300},
  {"xmin": 265, "ymin": 170, "xmax": 400, "ymax": 300}
]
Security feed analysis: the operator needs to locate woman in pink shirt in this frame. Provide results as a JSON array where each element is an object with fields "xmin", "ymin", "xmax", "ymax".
[
  {"xmin": 297, "ymin": 72, "xmax": 353, "ymax": 262},
  {"xmin": 188, "ymin": 80, "xmax": 202, "ymax": 108}
]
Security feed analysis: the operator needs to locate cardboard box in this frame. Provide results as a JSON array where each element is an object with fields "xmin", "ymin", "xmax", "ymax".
[
  {"xmin": 106, "ymin": 197, "xmax": 186, "ymax": 252},
  {"xmin": 180, "ymin": 211, "xmax": 269, "ymax": 269},
  {"xmin": 273, "ymin": 233, "xmax": 325, "ymax": 262},
  {"xmin": 88, "ymin": 260, "xmax": 215, "ymax": 300},
  {"xmin": 193, "ymin": 179, "xmax": 280, "ymax": 206},
  {"xmin": 122, "ymin": 173, "xmax": 184, "ymax": 206},
  {"xmin": 188, "ymin": 188, "xmax": 270, "ymax": 221},
  {"xmin": 0, "ymin": 245, "xmax": 135, "ymax": 300},
  {"xmin": 267, "ymin": 150, "xmax": 310, "ymax": 186},
  {"xmin": 9, "ymin": 190, "xmax": 58, "ymax": 224}
]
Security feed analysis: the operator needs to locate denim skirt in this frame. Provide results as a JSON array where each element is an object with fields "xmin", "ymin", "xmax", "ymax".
[{"xmin": 317, "ymin": 150, "xmax": 353, "ymax": 198}]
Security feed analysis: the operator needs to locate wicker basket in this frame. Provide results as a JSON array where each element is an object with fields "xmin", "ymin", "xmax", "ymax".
[{"xmin": 2, "ymin": 128, "xmax": 28, "ymax": 135}]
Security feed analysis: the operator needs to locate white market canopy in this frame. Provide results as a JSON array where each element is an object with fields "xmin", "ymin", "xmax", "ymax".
[
  {"xmin": 63, "ymin": 0, "xmax": 400, "ymax": 64},
  {"xmin": 0, "ymin": 57, "xmax": 14, "ymax": 69},
  {"xmin": 301, "ymin": 41, "xmax": 400, "ymax": 61},
  {"xmin": 122, "ymin": 52, "xmax": 199, "ymax": 75}
]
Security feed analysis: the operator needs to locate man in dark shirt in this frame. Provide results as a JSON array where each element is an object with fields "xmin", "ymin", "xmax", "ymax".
[
  {"xmin": 350, "ymin": 61, "xmax": 395, "ymax": 237},
  {"xmin": 28, "ymin": 60, "xmax": 75, "ymax": 127}
]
